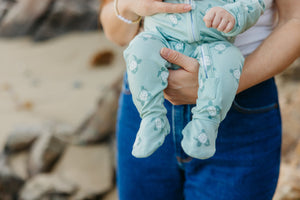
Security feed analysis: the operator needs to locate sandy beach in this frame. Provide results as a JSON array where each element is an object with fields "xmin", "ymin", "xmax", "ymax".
[{"xmin": 0, "ymin": 32, "xmax": 125, "ymax": 150}]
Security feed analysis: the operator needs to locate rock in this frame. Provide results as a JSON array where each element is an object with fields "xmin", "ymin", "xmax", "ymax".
[
  {"xmin": 90, "ymin": 50, "xmax": 115, "ymax": 67},
  {"xmin": 0, "ymin": 153, "xmax": 25, "ymax": 200},
  {"xmin": 71, "ymin": 77, "xmax": 122, "ymax": 145},
  {"xmin": 69, "ymin": 190, "xmax": 106, "ymax": 200},
  {"xmin": 280, "ymin": 58, "xmax": 300, "ymax": 81},
  {"xmin": 19, "ymin": 174, "xmax": 77, "ymax": 200},
  {"xmin": 0, "ymin": 0, "xmax": 100, "ymax": 40},
  {"xmin": 0, "ymin": 0, "xmax": 16, "ymax": 22},
  {"xmin": 273, "ymin": 164, "xmax": 300, "ymax": 200},
  {"xmin": 102, "ymin": 188, "xmax": 118, "ymax": 200},
  {"xmin": 4, "ymin": 124, "xmax": 44, "ymax": 154},
  {"xmin": 53, "ymin": 144, "xmax": 114, "ymax": 197},
  {"xmin": 286, "ymin": 140, "xmax": 300, "ymax": 169},
  {"xmin": 279, "ymin": 86, "xmax": 300, "ymax": 160},
  {"xmin": 52, "ymin": 122, "xmax": 75, "ymax": 140},
  {"xmin": 33, "ymin": 0, "xmax": 100, "ymax": 41},
  {"xmin": 8, "ymin": 151, "xmax": 29, "ymax": 180},
  {"xmin": 28, "ymin": 131, "xmax": 66, "ymax": 176},
  {"xmin": 0, "ymin": 0, "xmax": 53, "ymax": 37}
]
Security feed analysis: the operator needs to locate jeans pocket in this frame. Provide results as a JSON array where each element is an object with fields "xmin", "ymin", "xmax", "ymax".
[{"xmin": 232, "ymin": 100, "xmax": 279, "ymax": 114}]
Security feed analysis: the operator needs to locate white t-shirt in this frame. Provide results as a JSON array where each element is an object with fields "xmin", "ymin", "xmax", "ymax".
[{"xmin": 234, "ymin": 0, "xmax": 275, "ymax": 56}]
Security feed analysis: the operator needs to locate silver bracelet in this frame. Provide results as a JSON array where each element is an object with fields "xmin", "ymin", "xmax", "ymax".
[{"xmin": 114, "ymin": 0, "xmax": 142, "ymax": 24}]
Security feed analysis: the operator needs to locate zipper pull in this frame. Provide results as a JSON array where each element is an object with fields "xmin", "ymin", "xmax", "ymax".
[{"xmin": 190, "ymin": 0, "xmax": 196, "ymax": 10}]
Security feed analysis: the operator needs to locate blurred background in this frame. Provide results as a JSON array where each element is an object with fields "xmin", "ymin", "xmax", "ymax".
[{"xmin": 0, "ymin": 0, "xmax": 299, "ymax": 199}]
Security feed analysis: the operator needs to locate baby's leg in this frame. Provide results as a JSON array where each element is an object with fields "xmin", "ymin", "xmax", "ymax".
[
  {"xmin": 123, "ymin": 32, "xmax": 170, "ymax": 158},
  {"xmin": 181, "ymin": 42, "xmax": 244, "ymax": 159}
]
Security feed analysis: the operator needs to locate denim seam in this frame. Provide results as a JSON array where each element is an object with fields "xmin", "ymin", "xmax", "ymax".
[
  {"xmin": 172, "ymin": 104, "xmax": 176, "ymax": 153},
  {"xmin": 233, "ymin": 100, "xmax": 278, "ymax": 114},
  {"xmin": 172, "ymin": 105, "xmax": 189, "ymax": 169},
  {"xmin": 172, "ymin": 105, "xmax": 181, "ymax": 166}
]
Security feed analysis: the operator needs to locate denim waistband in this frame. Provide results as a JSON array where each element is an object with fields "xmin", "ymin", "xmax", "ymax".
[
  {"xmin": 233, "ymin": 78, "xmax": 279, "ymax": 113},
  {"xmin": 123, "ymin": 73, "xmax": 279, "ymax": 110}
]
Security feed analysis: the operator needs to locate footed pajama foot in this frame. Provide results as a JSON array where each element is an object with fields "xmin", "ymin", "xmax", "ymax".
[
  {"xmin": 181, "ymin": 119, "xmax": 219, "ymax": 159},
  {"xmin": 132, "ymin": 115, "xmax": 170, "ymax": 158}
]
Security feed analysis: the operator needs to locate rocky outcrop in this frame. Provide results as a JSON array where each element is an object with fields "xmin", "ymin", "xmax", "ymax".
[
  {"xmin": 0, "ymin": 81, "xmax": 119, "ymax": 200},
  {"xmin": 20, "ymin": 174, "xmax": 78, "ymax": 200},
  {"xmin": 0, "ymin": 0, "xmax": 100, "ymax": 41},
  {"xmin": 0, "ymin": 154, "xmax": 25, "ymax": 200},
  {"xmin": 71, "ymin": 77, "xmax": 121, "ymax": 145},
  {"xmin": 4, "ymin": 124, "xmax": 43, "ymax": 154},
  {"xmin": 28, "ymin": 131, "xmax": 66, "ymax": 176},
  {"xmin": 0, "ymin": 0, "xmax": 53, "ymax": 37}
]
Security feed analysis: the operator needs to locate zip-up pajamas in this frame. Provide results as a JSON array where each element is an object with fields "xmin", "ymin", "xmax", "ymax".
[{"xmin": 124, "ymin": 0, "xmax": 265, "ymax": 159}]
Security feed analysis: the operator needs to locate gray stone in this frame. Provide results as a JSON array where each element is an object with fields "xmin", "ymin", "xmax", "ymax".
[
  {"xmin": 20, "ymin": 174, "xmax": 77, "ymax": 200},
  {"xmin": 0, "ymin": 0, "xmax": 100, "ymax": 40},
  {"xmin": 0, "ymin": 0, "xmax": 53, "ymax": 36},
  {"xmin": 28, "ymin": 131, "xmax": 66, "ymax": 176},
  {"xmin": 53, "ymin": 144, "xmax": 114, "ymax": 197},
  {"xmin": 4, "ymin": 124, "xmax": 44, "ymax": 154},
  {"xmin": 33, "ymin": 0, "xmax": 100, "ymax": 41},
  {"xmin": 0, "ymin": 0, "xmax": 16, "ymax": 22},
  {"xmin": 8, "ymin": 151, "xmax": 29, "ymax": 180},
  {"xmin": 71, "ymin": 77, "xmax": 122, "ymax": 145},
  {"xmin": 0, "ymin": 153, "xmax": 25, "ymax": 200}
]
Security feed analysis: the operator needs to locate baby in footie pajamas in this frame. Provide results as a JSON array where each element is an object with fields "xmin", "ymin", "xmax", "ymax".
[{"xmin": 124, "ymin": 0, "xmax": 265, "ymax": 159}]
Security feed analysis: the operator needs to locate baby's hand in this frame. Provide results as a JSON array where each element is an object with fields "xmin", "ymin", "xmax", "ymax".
[{"xmin": 203, "ymin": 7, "xmax": 235, "ymax": 33}]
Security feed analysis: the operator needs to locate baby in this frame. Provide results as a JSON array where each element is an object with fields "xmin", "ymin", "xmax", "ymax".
[{"xmin": 124, "ymin": 0, "xmax": 265, "ymax": 159}]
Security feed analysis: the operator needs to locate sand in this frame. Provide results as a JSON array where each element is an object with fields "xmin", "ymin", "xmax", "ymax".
[{"xmin": 0, "ymin": 32, "xmax": 125, "ymax": 150}]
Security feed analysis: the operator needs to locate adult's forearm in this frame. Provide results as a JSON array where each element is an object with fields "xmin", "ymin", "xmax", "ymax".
[
  {"xmin": 237, "ymin": 18, "xmax": 300, "ymax": 93},
  {"xmin": 100, "ymin": 0, "xmax": 191, "ymax": 46},
  {"xmin": 100, "ymin": 1, "xmax": 140, "ymax": 46}
]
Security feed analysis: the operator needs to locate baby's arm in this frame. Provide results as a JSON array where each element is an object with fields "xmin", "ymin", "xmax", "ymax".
[
  {"xmin": 203, "ymin": 7, "xmax": 236, "ymax": 33},
  {"xmin": 204, "ymin": 0, "xmax": 265, "ymax": 36}
]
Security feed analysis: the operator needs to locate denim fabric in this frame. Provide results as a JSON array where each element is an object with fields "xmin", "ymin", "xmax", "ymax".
[{"xmin": 116, "ymin": 73, "xmax": 281, "ymax": 200}]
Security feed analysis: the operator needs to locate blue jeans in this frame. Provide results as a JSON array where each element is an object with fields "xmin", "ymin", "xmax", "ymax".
[{"xmin": 116, "ymin": 73, "xmax": 281, "ymax": 200}]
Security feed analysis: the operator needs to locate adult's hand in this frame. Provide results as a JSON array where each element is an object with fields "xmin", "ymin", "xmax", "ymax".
[
  {"xmin": 119, "ymin": 0, "xmax": 191, "ymax": 22},
  {"xmin": 101, "ymin": 0, "xmax": 191, "ymax": 46},
  {"xmin": 160, "ymin": 48, "xmax": 199, "ymax": 105}
]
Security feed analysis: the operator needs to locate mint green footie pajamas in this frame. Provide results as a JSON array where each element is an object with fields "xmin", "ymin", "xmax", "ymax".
[{"xmin": 124, "ymin": 0, "xmax": 265, "ymax": 159}]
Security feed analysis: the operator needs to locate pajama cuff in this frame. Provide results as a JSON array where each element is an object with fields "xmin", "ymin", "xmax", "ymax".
[{"xmin": 220, "ymin": 0, "xmax": 265, "ymax": 37}]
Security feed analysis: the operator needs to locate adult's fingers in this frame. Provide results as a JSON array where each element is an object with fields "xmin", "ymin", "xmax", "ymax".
[
  {"xmin": 160, "ymin": 47, "xmax": 199, "ymax": 73},
  {"xmin": 153, "ymin": 1, "xmax": 191, "ymax": 14}
]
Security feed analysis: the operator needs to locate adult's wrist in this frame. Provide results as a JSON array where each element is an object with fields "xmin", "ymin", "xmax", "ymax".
[{"xmin": 117, "ymin": 0, "xmax": 141, "ymax": 23}]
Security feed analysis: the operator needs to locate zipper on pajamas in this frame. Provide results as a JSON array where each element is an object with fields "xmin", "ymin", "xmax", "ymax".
[
  {"xmin": 201, "ymin": 46, "xmax": 208, "ymax": 78},
  {"xmin": 189, "ymin": 0, "xmax": 196, "ymax": 42}
]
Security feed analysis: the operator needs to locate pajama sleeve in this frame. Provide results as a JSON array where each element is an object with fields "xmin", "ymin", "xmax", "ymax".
[{"xmin": 220, "ymin": 0, "xmax": 265, "ymax": 37}]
